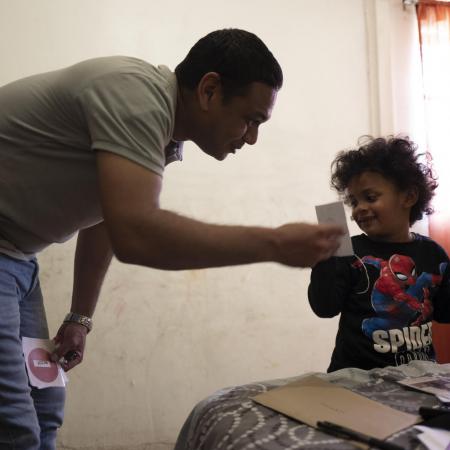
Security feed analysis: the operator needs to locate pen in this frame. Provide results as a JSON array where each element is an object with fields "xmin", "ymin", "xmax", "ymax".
[
  {"xmin": 58, "ymin": 350, "xmax": 80, "ymax": 366},
  {"xmin": 419, "ymin": 406, "xmax": 450, "ymax": 419},
  {"xmin": 317, "ymin": 420, "xmax": 405, "ymax": 450}
]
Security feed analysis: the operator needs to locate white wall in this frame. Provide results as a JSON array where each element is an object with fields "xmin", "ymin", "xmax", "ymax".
[{"xmin": 0, "ymin": 0, "xmax": 421, "ymax": 448}]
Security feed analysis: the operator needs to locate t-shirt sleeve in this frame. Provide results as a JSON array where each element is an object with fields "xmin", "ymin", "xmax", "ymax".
[
  {"xmin": 78, "ymin": 72, "xmax": 172, "ymax": 176},
  {"xmin": 308, "ymin": 256, "xmax": 355, "ymax": 317},
  {"xmin": 433, "ymin": 257, "xmax": 450, "ymax": 323}
]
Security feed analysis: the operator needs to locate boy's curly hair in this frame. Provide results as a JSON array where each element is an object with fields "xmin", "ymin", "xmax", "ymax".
[{"xmin": 331, "ymin": 136, "xmax": 438, "ymax": 225}]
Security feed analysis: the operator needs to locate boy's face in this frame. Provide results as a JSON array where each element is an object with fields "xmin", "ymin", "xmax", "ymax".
[{"xmin": 345, "ymin": 171, "xmax": 416, "ymax": 242}]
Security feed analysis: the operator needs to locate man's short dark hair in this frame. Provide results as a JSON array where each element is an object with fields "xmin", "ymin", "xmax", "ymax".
[{"xmin": 175, "ymin": 28, "xmax": 283, "ymax": 100}]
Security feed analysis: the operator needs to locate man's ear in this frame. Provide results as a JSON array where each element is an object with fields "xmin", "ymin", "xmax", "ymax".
[
  {"xmin": 403, "ymin": 186, "xmax": 419, "ymax": 208},
  {"xmin": 196, "ymin": 72, "xmax": 222, "ymax": 111}
]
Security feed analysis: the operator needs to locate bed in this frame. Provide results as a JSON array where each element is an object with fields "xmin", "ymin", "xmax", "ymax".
[{"xmin": 174, "ymin": 360, "xmax": 450, "ymax": 450}]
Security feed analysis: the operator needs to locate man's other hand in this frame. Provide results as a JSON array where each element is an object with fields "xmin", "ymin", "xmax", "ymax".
[{"xmin": 51, "ymin": 322, "xmax": 88, "ymax": 371}]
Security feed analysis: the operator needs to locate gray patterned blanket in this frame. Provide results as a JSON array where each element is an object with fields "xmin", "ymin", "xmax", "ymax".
[{"xmin": 175, "ymin": 361, "xmax": 450, "ymax": 450}]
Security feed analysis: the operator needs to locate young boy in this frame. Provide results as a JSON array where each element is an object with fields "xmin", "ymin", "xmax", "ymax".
[{"xmin": 308, "ymin": 136, "xmax": 450, "ymax": 372}]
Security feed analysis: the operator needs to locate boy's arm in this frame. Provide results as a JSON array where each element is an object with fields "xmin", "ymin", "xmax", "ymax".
[
  {"xmin": 433, "ymin": 262, "xmax": 450, "ymax": 323},
  {"xmin": 308, "ymin": 257, "xmax": 353, "ymax": 317}
]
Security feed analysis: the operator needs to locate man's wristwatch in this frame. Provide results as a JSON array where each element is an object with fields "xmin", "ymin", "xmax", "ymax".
[{"xmin": 64, "ymin": 312, "xmax": 93, "ymax": 333}]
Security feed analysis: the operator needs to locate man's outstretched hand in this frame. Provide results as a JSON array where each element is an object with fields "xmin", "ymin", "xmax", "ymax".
[{"xmin": 273, "ymin": 222, "xmax": 344, "ymax": 267}]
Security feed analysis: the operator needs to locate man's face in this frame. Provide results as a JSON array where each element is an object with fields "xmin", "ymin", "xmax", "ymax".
[{"xmin": 197, "ymin": 81, "xmax": 277, "ymax": 161}]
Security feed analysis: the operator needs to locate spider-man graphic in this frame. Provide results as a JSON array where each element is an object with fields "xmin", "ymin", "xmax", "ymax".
[{"xmin": 353, "ymin": 254, "xmax": 446, "ymax": 337}]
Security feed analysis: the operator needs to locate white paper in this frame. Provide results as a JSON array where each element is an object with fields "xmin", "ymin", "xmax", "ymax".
[
  {"xmin": 22, "ymin": 337, "xmax": 66, "ymax": 389},
  {"xmin": 398, "ymin": 375, "xmax": 450, "ymax": 403},
  {"xmin": 415, "ymin": 425, "xmax": 450, "ymax": 450},
  {"xmin": 315, "ymin": 201, "xmax": 353, "ymax": 257}
]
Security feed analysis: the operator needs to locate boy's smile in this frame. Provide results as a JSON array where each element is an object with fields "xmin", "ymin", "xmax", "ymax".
[{"xmin": 345, "ymin": 171, "xmax": 417, "ymax": 243}]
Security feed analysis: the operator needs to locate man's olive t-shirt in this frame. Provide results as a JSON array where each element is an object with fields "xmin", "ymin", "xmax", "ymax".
[{"xmin": 0, "ymin": 56, "xmax": 181, "ymax": 259}]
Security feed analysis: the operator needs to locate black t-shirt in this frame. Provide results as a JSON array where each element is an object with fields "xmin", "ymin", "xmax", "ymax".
[{"xmin": 308, "ymin": 233, "xmax": 450, "ymax": 372}]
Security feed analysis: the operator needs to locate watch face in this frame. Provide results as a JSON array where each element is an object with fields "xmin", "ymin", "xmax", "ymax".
[
  {"xmin": 80, "ymin": 317, "xmax": 92, "ymax": 329},
  {"xmin": 28, "ymin": 347, "xmax": 59, "ymax": 383}
]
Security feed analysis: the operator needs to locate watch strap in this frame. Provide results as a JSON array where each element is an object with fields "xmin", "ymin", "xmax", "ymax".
[{"xmin": 64, "ymin": 312, "xmax": 93, "ymax": 332}]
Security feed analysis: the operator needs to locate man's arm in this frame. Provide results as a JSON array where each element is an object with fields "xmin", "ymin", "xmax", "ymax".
[
  {"xmin": 97, "ymin": 151, "xmax": 343, "ymax": 269},
  {"xmin": 69, "ymin": 221, "xmax": 114, "ymax": 316},
  {"xmin": 52, "ymin": 221, "xmax": 113, "ymax": 370}
]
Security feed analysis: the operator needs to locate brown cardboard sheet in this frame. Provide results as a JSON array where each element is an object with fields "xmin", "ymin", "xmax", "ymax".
[{"xmin": 252, "ymin": 375, "xmax": 420, "ymax": 440}]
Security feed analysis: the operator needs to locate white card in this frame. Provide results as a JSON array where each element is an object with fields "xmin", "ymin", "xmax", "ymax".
[
  {"xmin": 415, "ymin": 425, "xmax": 450, "ymax": 450},
  {"xmin": 315, "ymin": 201, "xmax": 353, "ymax": 257},
  {"xmin": 22, "ymin": 337, "xmax": 66, "ymax": 389}
]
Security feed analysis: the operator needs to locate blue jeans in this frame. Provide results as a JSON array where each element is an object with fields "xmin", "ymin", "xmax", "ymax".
[{"xmin": 0, "ymin": 254, "xmax": 65, "ymax": 450}]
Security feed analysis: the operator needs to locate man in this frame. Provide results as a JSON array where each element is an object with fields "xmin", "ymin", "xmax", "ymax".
[{"xmin": 0, "ymin": 29, "xmax": 342, "ymax": 449}]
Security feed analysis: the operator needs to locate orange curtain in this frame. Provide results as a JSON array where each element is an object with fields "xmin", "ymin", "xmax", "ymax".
[{"xmin": 417, "ymin": 1, "xmax": 450, "ymax": 363}]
